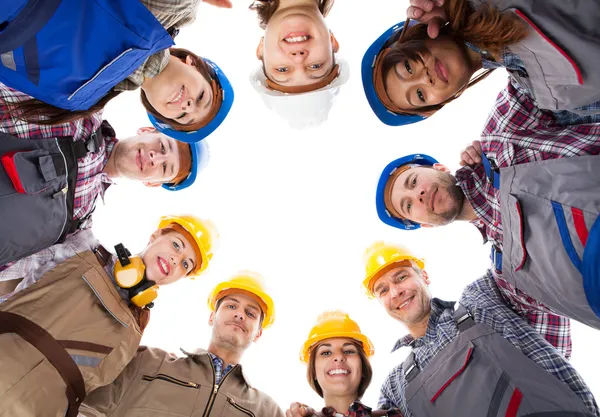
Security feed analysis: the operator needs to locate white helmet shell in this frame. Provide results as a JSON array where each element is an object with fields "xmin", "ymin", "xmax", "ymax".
[{"xmin": 249, "ymin": 57, "xmax": 350, "ymax": 129}]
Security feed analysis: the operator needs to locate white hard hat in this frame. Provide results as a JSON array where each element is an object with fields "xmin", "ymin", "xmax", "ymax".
[{"xmin": 249, "ymin": 57, "xmax": 350, "ymax": 129}]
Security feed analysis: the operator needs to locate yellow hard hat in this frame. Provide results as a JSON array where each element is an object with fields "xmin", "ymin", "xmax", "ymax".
[
  {"xmin": 362, "ymin": 241, "xmax": 425, "ymax": 298},
  {"xmin": 207, "ymin": 271, "xmax": 275, "ymax": 329},
  {"xmin": 299, "ymin": 310, "xmax": 374, "ymax": 363},
  {"xmin": 157, "ymin": 214, "xmax": 220, "ymax": 277}
]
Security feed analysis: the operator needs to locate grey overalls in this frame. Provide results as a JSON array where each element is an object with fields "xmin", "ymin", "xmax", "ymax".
[
  {"xmin": 0, "ymin": 123, "xmax": 112, "ymax": 265},
  {"xmin": 481, "ymin": 154, "xmax": 600, "ymax": 329},
  {"xmin": 403, "ymin": 305, "xmax": 594, "ymax": 416}
]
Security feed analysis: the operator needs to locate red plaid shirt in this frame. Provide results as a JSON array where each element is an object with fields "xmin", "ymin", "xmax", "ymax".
[
  {"xmin": 0, "ymin": 83, "xmax": 116, "ymax": 270},
  {"xmin": 454, "ymin": 80, "xmax": 600, "ymax": 358}
]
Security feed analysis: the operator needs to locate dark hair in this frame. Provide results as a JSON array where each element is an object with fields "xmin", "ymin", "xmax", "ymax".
[
  {"xmin": 306, "ymin": 340, "xmax": 373, "ymax": 399},
  {"xmin": 214, "ymin": 295, "xmax": 265, "ymax": 328},
  {"xmin": 382, "ymin": 0, "xmax": 528, "ymax": 114},
  {"xmin": 5, "ymin": 89, "xmax": 121, "ymax": 125},
  {"xmin": 249, "ymin": 0, "xmax": 335, "ymax": 29},
  {"xmin": 139, "ymin": 48, "xmax": 213, "ymax": 130}
]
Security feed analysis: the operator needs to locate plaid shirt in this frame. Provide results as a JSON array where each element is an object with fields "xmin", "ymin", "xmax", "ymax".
[
  {"xmin": 208, "ymin": 353, "xmax": 234, "ymax": 385},
  {"xmin": 0, "ymin": 84, "xmax": 116, "ymax": 271},
  {"xmin": 115, "ymin": 0, "xmax": 200, "ymax": 91},
  {"xmin": 466, "ymin": 43, "xmax": 600, "ymax": 125},
  {"xmin": 377, "ymin": 271, "xmax": 599, "ymax": 417}
]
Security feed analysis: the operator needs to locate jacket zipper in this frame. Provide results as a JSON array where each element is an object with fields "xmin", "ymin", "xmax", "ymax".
[
  {"xmin": 227, "ymin": 398, "xmax": 255, "ymax": 417},
  {"xmin": 81, "ymin": 274, "xmax": 127, "ymax": 327},
  {"xmin": 142, "ymin": 373, "xmax": 199, "ymax": 388},
  {"xmin": 202, "ymin": 359, "xmax": 238, "ymax": 417}
]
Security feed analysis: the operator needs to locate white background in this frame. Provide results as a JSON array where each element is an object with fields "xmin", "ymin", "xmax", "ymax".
[{"xmin": 96, "ymin": 0, "xmax": 600, "ymax": 411}]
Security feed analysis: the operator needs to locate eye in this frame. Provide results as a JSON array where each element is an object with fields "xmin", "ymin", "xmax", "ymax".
[
  {"xmin": 308, "ymin": 63, "xmax": 323, "ymax": 70},
  {"xmin": 411, "ymin": 176, "xmax": 417, "ymax": 188},
  {"xmin": 173, "ymin": 241, "xmax": 180, "ymax": 251},
  {"xmin": 227, "ymin": 304, "xmax": 235, "ymax": 309},
  {"xmin": 275, "ymin": 67, "xmax": 289, "ymax": 73},
  {"xmin": 182, "ymin": 260, "xmax": 189, "ymax": 270},
  {"xmin": 344, "ymin": 349, "xmax": 357, "ymax": 355},
  {"xmin": 399, "ymin": 275, "xmax": 407, "ymax": 282},
  {"xmin": 196, "ymin": 91, "xmax": 205, "ymax": 104},
  {"xmin": 176, "ymin": 112, "xmax": 186, "ymax": 120},
  {"xmin": 247, "ymin": 311, "xmax": 256, "ymax": 319},
  {"xmin": 417, "ymin": 89, "xmax": 425, "ymax": 103},
  {"xmin": 378, "ymin": 288, "xmax": 388, "ymax": 297},
  {"xmin": 161, "ymin": 143, "xmax": 166, "ymax": 154},
  {"xmin": 319, "ymin": 350, "xmax": 331, "ymax": 356},
  {"xmin": 404, "ymin": 60, "xmax": 412, "ymax": 74},
  {"xmin": 162, "ymin": 162, "xmax": 167, "ymax": 174}
]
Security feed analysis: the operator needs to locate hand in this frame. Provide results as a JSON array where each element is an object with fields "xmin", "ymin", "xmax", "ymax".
[
  {"xmin": 286, "ymin": 402, "xmax": 318, "ymax": 417},
  {"xmin": 459, "ymin": 140, "xmax": 483, "ymax": 166},
  {"xmin": 202, "ymin": 0, "xmax": 232, "ymax": 8},
  {"xmin": 406, "ymin": 0, "xmax": 447, "ymax": 39}
]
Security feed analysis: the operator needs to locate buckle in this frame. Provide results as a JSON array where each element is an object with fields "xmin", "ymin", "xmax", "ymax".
[{"xmin": 86, "ymin": 132, "xmax": 98, "ymax": 153}]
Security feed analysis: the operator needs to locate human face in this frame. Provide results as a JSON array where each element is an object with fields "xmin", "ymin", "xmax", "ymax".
[
  {"xmin": 260, "ymin": 5, "xmax": 336, "ymax": 86},
  {"xmin": 388, "ymin": 165, "xmax": 465, "ymax": 226},
  {"xmin": 313, "ymin": 338, "xmax": 362, "ymax": 399},
  {"xmin": 384, "ymin": 36, "xmax": 473, "ymax": 110},
  {"xmin": 373, "ymin": 262, "xmax": 431, "ymax": 325},
  {"xmin": 112, "ymin": 130, "xmax": 182, "ymax": 185},
  {"xmin": 209, "ymin": 294, "xmax": 263, "ymax": 351},
  {"xmin": 140, "ymin": 229, "xmax": 197, "ymax": 286},
  {"xmin": 142, "ymin": 55, "xmax": 214, "ymax": 125}
]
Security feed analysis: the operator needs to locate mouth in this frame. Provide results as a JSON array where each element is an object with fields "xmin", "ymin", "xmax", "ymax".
[
  {"xmin": 136, "ymin": 149, "xmax": 143, "ymax": 172},
  {"xmin": 227, "ymin": 322, "xmax": 246, "ymax": 332},
  {"xmin": 430, "ymin": 188, "xmax": 438, "ymax": 212},
  {"xmin": 283, "ymin": 32, "xmax": 311, "ymax": 43},
  {"xmin": 396, "ymin": 296, "xmax": 414, "ymax": 311},
  {"xmin": 157, "ymin": 256, "xmax": 170, "ymax": 276},
  {"xmin": 327, "ymin": 368, "xmax": 350, "ymax": 376},
  {"xmin": 168, "ymin": 86, "xmax": 185, "ymax": 105},
  {"xmin": 434, "ymin": 58, "xmax": 449, "ymax": 84}
]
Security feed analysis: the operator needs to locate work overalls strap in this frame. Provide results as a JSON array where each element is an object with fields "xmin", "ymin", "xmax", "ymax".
[
  {"xmin": 0, "ymin": 311, "xmax": 86, "ymax": 417},
  {"xmin": 403, "ymin": 305, "xmax": 594, "ymax": 417},
  {"xmin": 480, "ymin": 153, "xmax": 503, "ymax": 272}
]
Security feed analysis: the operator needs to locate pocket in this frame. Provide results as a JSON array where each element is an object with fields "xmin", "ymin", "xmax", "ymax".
[
  {"xmin": 222, "ymin": 397, "xmax": 255, "ymax": 417},
  {"xmin": 1, "ymin": 148, "xmax": 66, "ymax": 194},
  {"xmin": 582, "ymin": 216, "xmax": 600, "ymax": 318}
]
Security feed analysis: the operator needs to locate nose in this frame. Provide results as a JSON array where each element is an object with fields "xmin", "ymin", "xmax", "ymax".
[
  {"xmin": 289, "ymin": 49, "xmax": 309, "ymax": 63},
  {"xmin": 234, "ymin": 311, "xmax": 245, "ymax": 321},
  {"xmin": 181, "ymin": 98, "xmax": 196, "ymax": 112},
  {"xmin": 169, "ymin": 253, "xmax": 183, "ymax": 269},
  {"xmin": 390, "ymin": 285, "xmax": 404, "ymax": 299},
  {"xmin": 333, "ymin": 353, "xmax": 346, "ymax": 363},
  {"xmin": 148, "ymin": 150, "xmax": 167, "ymax": 166},
  {"xmin": 417, "ymin": 64, "xmax": 434, "ymax": 86}
]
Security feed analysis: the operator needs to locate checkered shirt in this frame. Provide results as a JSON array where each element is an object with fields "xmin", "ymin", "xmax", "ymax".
[
  {"xmin": 208, "ymin": 353, "xmax": 234, "ymax": 385},
  {"xmin": 0, "ymin": 83, "xmax": 116, "ymax": 271},
  {"xmin": 377, "ymin": 271, "xmax": 599, "ymax": 417},
  {"xmin": 114, "ymin": 0, "xmax": 201, "ymax": 91},
  {"xmin": 466, "ymin": 43, "xmax": 600, "ymax": 125}
]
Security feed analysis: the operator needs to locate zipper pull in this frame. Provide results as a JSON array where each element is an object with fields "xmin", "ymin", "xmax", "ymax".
[
  {"xmin": 52, "ymin": 186, "xmax": 68, "ymax": 199},
  {"xmin": 214, "ymin": 384, "xmax": 218, "ymax": 394}
]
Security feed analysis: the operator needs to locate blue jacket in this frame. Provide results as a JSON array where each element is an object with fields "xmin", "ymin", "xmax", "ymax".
[{"xmin": 0, "ymin": 0, "xmax": 174, "ymax": 111}]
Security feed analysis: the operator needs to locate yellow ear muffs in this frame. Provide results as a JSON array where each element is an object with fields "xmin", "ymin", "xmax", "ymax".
[{"xmin": 114, "ymin": 244, "xmax": 158, "ymax": 309}]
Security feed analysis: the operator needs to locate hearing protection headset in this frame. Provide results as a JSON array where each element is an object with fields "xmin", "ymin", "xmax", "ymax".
[{"xmin": 113, "ymin": 243, "xmax": 158, "ymax": 308}]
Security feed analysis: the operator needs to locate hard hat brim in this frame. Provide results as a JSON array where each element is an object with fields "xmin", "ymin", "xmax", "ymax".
[
  {"xmin": 208, "ymin": 282, "xmax": 275, "ymax": 329},
  {"xmin": 148, "ymin": 59, "xmax": 234, "ymax": 143},
  {"xmin": 375, "ymin": 154, "xmax": 439, "ymax": 230},
  {"xmin": 162, "ymin": 140, "xmax": 210, "ymax": 191},
  {"xmin": 361, "ymin": 21, "xmax": 426, "ymax": 126},
  {"xmin": 300, "ymin": 333, "xmax": 375, "ymax": 363}
]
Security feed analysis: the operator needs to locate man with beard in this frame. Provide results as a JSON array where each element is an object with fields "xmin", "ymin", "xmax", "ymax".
[
  {"xmin": 375, "ymin": 81, "xmax": 600, "ymax": 335},
  {"xmin": 363, "ymin": 242, "xmax": 599, "ymax": 417},
  {"xmin": 79, "ymin": 271, "xmax": 285, "ymax": 417},
  {"xmin": 0, "ymin": 82, "xmax": 208, "ymax": 270}
]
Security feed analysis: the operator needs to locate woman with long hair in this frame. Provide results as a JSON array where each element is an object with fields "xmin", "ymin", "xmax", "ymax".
[
  {"xmin": 286, "ymin": 311, "xmax": 402, "ymax": 417},
  {"xmin": 361, "ymin": 0, "xmax": 600, "ymax": 126},
  {"xmin": 0, "ymin": 0, "xmax": 234, "ymax": 142},
  {"xmin": 249, "ymin": 0, "xmax": 349, "ymax": 128}
]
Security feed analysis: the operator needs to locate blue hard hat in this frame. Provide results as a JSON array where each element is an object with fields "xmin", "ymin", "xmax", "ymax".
[
  {"xmin": 162, "ymin": 139, "xmax": 210, "ymax": 191},
  {"xmin": 148, "ymin": 58, "xmax": 234, "ymax": 143},
  {"xmin": 361, "ymin": 21, "xmax": 426, "ymax": 127},
  {"xmin": 375, "ymin": 154, "xmax": 438, "ymax": 230}
]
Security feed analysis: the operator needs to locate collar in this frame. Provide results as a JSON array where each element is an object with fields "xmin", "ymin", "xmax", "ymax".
[
  {"xmin": 454, "ymin": 164, "xmax": 493, "ymax": 244},
  {"xmin": 180, "ymin": 348, "xmax": 253, "ymax": 387},
  {"xmin": 391, "ymin": 298, "xmax": 456, "ymax": 352}
]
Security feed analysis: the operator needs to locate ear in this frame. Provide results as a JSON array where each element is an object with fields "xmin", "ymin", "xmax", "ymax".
[
  {"xmin": 422, "ymin": 270, "xmax": 431, "ymax": 285},
  {"xmin": 136, "ymin": 127, "xmax": 157, "ymax": 135},
  {"xmin": 256, "ymin": 37, "xmax": 264, "ymax": 60},
  {"xmin": 432, "ymin": 163, "xmax": 451, "ymax": 173},
  {"xmin": 208, "ymin": 311, "xmax": 215, "ymax": 326},
  {"xmin": 420, "ymin": 224, "xmax": 434, "ymax": 228},
  {"xmin": 253, "ymin": 328, "xmax": 263, "ymax": 343},
  {"xmin": 330, "ymin": 31, "xmax": 339, "ymax": 53},
  {"xmin": 143, "ymin": 181, "xmax": 163, "ymax": 188},
  {"xmin": 185, "ymin": 55, "xmax": 196, "ymax": 67}
]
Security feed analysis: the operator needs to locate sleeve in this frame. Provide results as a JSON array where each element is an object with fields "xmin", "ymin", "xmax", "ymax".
[
  {"xmin": 79, "ymin": 348, "xmax": 148, "ymax": 416},
  {"xmin": 377, "ymin": 367, "xmax": 405, "ymax": 412}
]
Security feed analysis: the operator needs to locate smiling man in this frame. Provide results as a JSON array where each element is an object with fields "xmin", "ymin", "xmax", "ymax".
[
  {"xmin": 375, "ymin": 82, "xmax": 600, "ymax": 333},
  {"xmin": 0, "ymin": 82, "xmax": 208, "ymax": 271},
  {"xmin": 362, "ymin": 242, "xmax": 599, "ymax": 417},
  {"xmin": 0, "ymin": 214, "xmax": 219, "ymax": 417},
  {"xmin": 79, "ymin": 271, "xmax": 284, "ymax": 417}
]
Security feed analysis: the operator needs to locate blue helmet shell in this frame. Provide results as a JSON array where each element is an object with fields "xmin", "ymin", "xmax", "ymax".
[
  {"xmin": 361, "ymin": 21, "xmax": 426, "ymax": 127},
  {"xmin": 148, "ymin": 58, "xmax": 234, "ymax": 143},
  {"xmin": 375, "ymin": 153, "xmax": 439, "ymax": 230},
  {"xmin": 162, "ymin": 139, "xmax": 210, "ymax": 191}
]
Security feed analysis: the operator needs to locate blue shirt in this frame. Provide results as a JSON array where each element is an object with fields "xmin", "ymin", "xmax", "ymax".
[
  {"xmin": 208, "ymin": 353, "xmax": 234, "ymax": 385},
  {"xmin": 465, "ymin": 43, "xmax": 600, "ymax": 126},
  {"xmin": 377, "ymin": 271, "xmax": 599, "ymax": 417}
]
